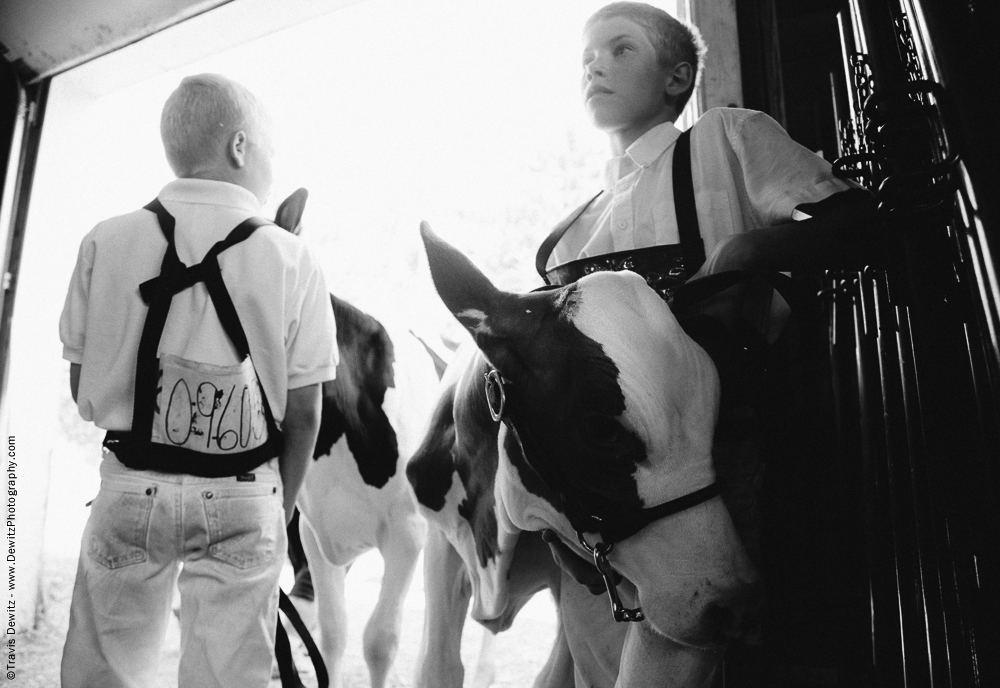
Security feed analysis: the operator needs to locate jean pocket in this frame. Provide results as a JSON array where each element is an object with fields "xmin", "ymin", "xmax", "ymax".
[
  {"xmin": 202, "ymin": 484, "xmax": 282, "ymax": 570},
  {"xmin": 87, "ymin": 481, "xmax": 155, "ymax": 569}
]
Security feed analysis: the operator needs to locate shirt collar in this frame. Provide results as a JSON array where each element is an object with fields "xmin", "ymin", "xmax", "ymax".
[
  {"xmin": 601, "ymin": 121, "xmax": 682, "ymax": 191},
  {"xmin": 158, "ymin": 178, "xmax": 262, "ymax": 215}
]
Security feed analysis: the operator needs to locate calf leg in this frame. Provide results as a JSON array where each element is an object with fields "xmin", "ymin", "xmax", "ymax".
[
  {"xmin": 531, "ymin": 595, "xmax": 574, "ymax": 688},
  {"xmin": 505, "ymin": 531, "xmax": 574, "ymax": 688},
  {"xmin": 468, "ymin": 626, "xmax": 497, "ymax": 688},
  {"xmin": 415, "ymin": 526, "xmax": 472, "ymax": 688},
  {"xmin": 559, "ymin": 569, "xmax": 626, "ymax": 688},
  {"xmin": 364, "ymin": 515, "xmax": 425, "ymax": 688},
  {"xmin": 299, "ymin": 515, "xmax": 349, "ymax": 688}
]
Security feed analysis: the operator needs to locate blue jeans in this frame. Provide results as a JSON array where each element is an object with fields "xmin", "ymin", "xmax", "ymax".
[{"xmin": 61, "ymin": 452, "xmax": 286, "ymax": 688}]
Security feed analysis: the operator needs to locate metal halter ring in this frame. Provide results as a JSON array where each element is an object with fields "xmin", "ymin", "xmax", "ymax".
[
  {"xmin": 577, "ymin": 531, "xmax": 645, "ymax": 623},
  {"xmin": 484, "ymin": 369, "xmax": 507, "ymax": 422}
]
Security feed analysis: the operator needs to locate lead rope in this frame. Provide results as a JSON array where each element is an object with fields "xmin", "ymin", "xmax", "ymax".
[{"xmin": 276, "ymin": 589, "xmax": 329, "ymax": 688}]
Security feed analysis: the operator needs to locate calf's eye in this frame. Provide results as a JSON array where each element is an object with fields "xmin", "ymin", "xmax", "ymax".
[{"xmin": 581, "ymin": 416, "xmax": 623, "ymax": 446}]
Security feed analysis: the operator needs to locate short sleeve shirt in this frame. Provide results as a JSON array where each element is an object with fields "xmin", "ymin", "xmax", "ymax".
[
  {"xmin": 60, "ymin": 178, "xmax": 338, "ymax": 430},
  {"xmin": 547, "ymin": 108, "xmax": 852, "ymax": 271}
]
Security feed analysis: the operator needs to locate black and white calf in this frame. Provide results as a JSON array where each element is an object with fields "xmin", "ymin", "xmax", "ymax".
[
  {"xmin": 407, "ymin": 224, "xmax": 761, "ymax": 688},
  {"xmin": 273, "ymin": 190, "xmax": 444, "ymax": 688},
  {"xmin": 294, "ymin": 293, "xmax": 442, "ymax": 688}
]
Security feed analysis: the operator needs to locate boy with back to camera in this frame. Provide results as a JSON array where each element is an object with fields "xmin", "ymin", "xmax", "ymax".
[
  {"xmin": 540, "ymin": 1, "xmax": 880, "ymax": 589},
  {"xmin": 59, "ymin": 73, "xmax": 337, "ymax": 688}
]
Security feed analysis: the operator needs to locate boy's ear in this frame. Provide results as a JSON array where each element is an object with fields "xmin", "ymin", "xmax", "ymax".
[
  {"xmin": 228, "ymin": 130, "xmax": 248, "ymax": 168},
  {"xmin": 664, "ymin": 62, "xmax": 694, "ymax": 100}
]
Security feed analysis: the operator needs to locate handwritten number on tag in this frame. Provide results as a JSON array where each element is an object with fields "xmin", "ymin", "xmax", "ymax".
[
  {"xmin": 165, "ymin": 379, "xmax": 193, "ymax": 445},
  {"xmin": 163, "ymin": 378, "xmax": 266, "ymax": 452}
]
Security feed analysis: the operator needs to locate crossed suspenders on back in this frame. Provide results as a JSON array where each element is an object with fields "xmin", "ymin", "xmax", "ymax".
[
  {"xmin": 103, "ymin": 199, "xmax": 284, "ymax": 477},
  {"xmin": 100, "ymin": 200, "xmax": 329, "ymax": 687}
]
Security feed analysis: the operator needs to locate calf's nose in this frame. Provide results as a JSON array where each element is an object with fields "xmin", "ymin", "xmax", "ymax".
[{"xmin": 705, "ymin": 580, "xmax": 763, "ymax": 644}]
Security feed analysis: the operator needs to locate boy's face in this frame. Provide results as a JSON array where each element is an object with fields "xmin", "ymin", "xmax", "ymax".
[{"xmin": 581, "ymin": 17, "xmax": 674, "ymax": 139}]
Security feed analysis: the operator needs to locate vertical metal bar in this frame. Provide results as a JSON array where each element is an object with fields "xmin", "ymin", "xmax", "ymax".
[
  {"xmin": 899, "ymin": 3, "xmax": 1000, "ymax": 686},
  {"xmin": 873, "ymin": 267, "xmax": 929, "ymax": 688},
  {"xmin": 954, "ymin": 168, "xmax": 1000, "ymax": 374},
  {"xmin": 856, "ymin": 267, "xmax": 904, "ymax": 687},
  {"xmin": 0, "ymin": 77, "xmax": 49, "ymax": 417},
  {"xmin": 901, "ymin": 0, "xmax": 1000, "ymax": 323},
  {"xmin": 835, "ymin": 2, "xmax": 999, "ymax": 686},
  {"xmin": 895, "ymin": 299, "xmax": 948, "ymax": 688}
]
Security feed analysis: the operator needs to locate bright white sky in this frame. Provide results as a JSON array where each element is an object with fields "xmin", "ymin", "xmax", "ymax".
[
  {"xmin": 12, "ymin": 0, "xmax": 678, "ymax": 455},
  {"xmin": 28, "ymin": 0, "xmax": 676, "ymax": 329}
]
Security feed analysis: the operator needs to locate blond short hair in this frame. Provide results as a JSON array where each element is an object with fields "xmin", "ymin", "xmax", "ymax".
[
  {"xmin": 160, "ymin": 74, "xmax": 270, "ymax": 177},
  {"xmin": 586, "ymin": 2, "xmax": 707, "ymax": 113}
]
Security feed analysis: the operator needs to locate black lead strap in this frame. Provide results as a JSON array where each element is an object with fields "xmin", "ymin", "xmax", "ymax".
[{"xmin": 276, "ymin": 589, "xmax": 329, "ymax": 688}]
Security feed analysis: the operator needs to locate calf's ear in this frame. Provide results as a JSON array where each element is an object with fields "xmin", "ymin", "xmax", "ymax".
[
  {"xmin": 274, "ymin": 188, "xmax": 309, "ymax": 234},
  {"xmin": 419, "ymin": 222, "xmax": 525, "ymax": 377},
  {"xmin": 421, "ymin": 222, "xmax": 498, "ymax": 320}
]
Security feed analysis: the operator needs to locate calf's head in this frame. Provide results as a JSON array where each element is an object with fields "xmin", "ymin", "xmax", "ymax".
[{"xmin": 420, "ymin": 223, "xmax": 759, "ymax": 651}]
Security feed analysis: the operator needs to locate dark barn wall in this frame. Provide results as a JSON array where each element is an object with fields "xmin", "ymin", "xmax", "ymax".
[
  {"xmin": 738, "ymin": 0, "xmax": 845, "ymax": 160},
  {"xmin": 731, "ymin": 2, "xmax": 1000, "ymax": 686}
]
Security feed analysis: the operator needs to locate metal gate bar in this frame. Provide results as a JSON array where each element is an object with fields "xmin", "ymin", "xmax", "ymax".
[{"xmin": 828, "ymin": 1, "xmax": 1000, "ymax": 686}]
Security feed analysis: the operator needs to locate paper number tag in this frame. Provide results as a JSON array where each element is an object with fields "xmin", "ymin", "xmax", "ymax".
[{"xmin": 152, "ymin": 354, "xmax": 269, "ymax": 454}]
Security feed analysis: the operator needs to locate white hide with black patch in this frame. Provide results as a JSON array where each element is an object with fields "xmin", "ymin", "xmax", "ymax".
[
  {"xmin": 495, "ymin": 270, "xmax": 719, "ymax": 537},
  {"xmin": 296, "ymin": 318, "xmax": 441, "ymax": 688},
  {"xmin": 491, "ymin": 271, "xmax": 756, "ymax": 650},
  {"xmin": 420, "ymin": 343, "xmax": 529, "ymax": 630},
  {"xmin": 416, "ymin": 224, "xmax": 760, "ymax": 687}
]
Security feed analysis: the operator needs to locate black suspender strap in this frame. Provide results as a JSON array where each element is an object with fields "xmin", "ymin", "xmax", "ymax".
[
  {"xmin": 132, "ymin": 199, "xmax": 271, "ymax": 435},
  {"xmin": 130, "ymin": 199, "xmax": 178, "ymax": 439},
  {"xmin": 672, "ymin": 128, "xmax": 706, "ymax": 275},
  {"xmin": 536, "ymin": 126, "xmax": 705, "ymax": 282},
  {"xmin": 535, "ymin": 191, "xmax": 602, "ymax": 282},
  {"xmin": 106, "ymin": 199, "xmax": 282, "ymax": 477}
]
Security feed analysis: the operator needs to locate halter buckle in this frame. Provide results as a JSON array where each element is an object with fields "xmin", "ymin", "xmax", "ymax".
[{"xmin": 577, "ymin": 531, "xmax": 645, "ymax": 623}]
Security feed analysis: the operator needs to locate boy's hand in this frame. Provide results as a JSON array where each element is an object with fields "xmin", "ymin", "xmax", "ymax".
[
  {"xmin": 541, "ymin": 529, "xmax": 621, "ymax": 595},
  {"xmin": 692, "ymin": 234, "xmax": 758, "ymax": 279}
]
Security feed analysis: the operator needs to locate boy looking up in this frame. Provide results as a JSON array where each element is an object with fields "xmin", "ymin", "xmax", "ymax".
[
  {"xmin": 59, "ymin": 73, "xmax": 337, "ymax": 688},
  {"xmin": 539, "ymin": 1, "xmax": 878, "ymax": 289}
]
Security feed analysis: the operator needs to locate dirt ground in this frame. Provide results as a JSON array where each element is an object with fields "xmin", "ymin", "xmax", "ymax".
[{"xmin": 11, "ymin": 443, "xmax": 560, "ymax": 688}]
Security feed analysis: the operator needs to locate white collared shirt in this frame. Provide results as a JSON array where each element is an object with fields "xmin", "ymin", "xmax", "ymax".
[
  {"xmin": 60, "ymin": 178, "xmax": 338, "ymax": 430},
  {"xmin": 548, "ymin": 108, "xmax": 852, "ymax": 270}
]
